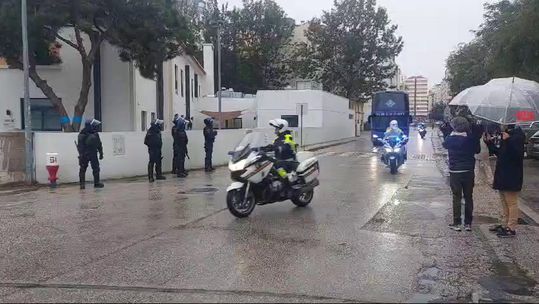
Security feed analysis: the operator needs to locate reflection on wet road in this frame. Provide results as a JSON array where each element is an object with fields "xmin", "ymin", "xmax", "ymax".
[{"xmin": 1, "ymin": 129, "xmax": 522, "ymax": 302}]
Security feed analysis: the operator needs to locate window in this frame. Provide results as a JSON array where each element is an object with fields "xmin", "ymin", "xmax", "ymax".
[
  {"xmin": 191, "ymin": 79, "xmax": 194, "ymax": 98},
  {"xmin": 225, "ymin": 118, "xmax": 242, "ymax": 129},
  {"xmin": 281, "ymin": 115, "xmax": 299, "ymax": 128},
  {"xmin": 20, "ymin": 98, "xmax": 62, "ymax": 131},
  {"xmin": 174, "ymin": 65, "xmax": 178, "ymax": 95},
  {"xmin": 141, "ymin": 111, "xmax": 147, "ymax": 131},
  {"xmin": 180, "ymin": 69, "xmax": 184, "ymax": 97},
  {"xmin": 194, "ymin": 74, "xmax": 199, "ymax": 98}
]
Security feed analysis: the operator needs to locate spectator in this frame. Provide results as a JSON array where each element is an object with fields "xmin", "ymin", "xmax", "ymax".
[
  {"xmin": 443, "ymin": 117, "xmax": 481, "ymax": 231},
  {"xmin": 486, "ymin": 124, "xmax": 525, "ymax": 238},
  {"xmin": 440, "ymin": 120, "xmax": 453, "ymax": 139},
  {"xmin": 187, "ymin": 117, "xmax": 194, "ymax": 130}
]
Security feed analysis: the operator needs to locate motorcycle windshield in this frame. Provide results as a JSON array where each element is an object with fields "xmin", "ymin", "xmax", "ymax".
[{"xmin": 231, "ymin": 132, "xmax": 271, "ymax": 162}]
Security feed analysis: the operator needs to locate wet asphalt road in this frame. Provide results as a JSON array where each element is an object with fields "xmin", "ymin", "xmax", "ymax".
[{"xmin": 0, "ymin": 131, "xmax": 476, "ymax": 302}]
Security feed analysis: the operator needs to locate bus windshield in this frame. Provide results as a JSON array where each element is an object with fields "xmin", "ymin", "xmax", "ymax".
[
  {"xmin": 373, "ymin": 92, "xmax": 408, "ymax": 113},
  {"xmin": 371, "ymin": 116, "xmax": 410, "ymax": 131}
]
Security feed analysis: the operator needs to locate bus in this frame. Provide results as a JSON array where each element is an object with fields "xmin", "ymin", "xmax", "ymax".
[{"xmin": 368, "ymin": 91, "xmax": 412, "ymax": 146}]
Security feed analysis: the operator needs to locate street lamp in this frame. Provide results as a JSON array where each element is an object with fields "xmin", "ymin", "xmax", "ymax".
[
  {"xmin": 210, "ymin": 19, "xmax": 224, "ymax": 129},
  {"xmin": 21, "ymin": 0, "xmax": 34, "ymax": 184}
]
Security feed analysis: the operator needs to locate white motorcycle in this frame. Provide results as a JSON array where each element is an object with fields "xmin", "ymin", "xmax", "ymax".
[{"xmin": 226, "ymin": 132, "xmax": 320, "ymax": 218}]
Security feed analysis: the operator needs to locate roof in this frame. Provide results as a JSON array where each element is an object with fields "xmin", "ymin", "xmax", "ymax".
[{"xmin": 200, "ymin": 110, "xmax": 243, "ymax": 121}]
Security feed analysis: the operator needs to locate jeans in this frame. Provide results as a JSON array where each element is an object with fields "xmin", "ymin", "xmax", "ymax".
[
  {"xmin": 499, "ymin": 191, "xmax": 520, "ymax": 230},
  {"xmin": 449, "ymin": 171, "xmax": 475, "ymax": 225}
]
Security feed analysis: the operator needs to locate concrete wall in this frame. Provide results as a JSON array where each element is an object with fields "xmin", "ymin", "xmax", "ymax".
[
  {"xmin": 256, "ymin": 90, "xmax": 324, "ymax": 128},
  {"xmin": 100, "ymin": 43, "xmax": 133, "ymax": 132},
  {"xmin": 33, "ymin": 129, "xmax": 249, "ymax": 184},
  {"xmin": 0, "ymin": 132, "xmax": 25, "ymax": 184}
]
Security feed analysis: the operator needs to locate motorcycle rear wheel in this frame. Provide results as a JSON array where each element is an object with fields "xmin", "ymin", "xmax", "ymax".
[
  {"xmin": 292, "ymin": 190, "xmax": 314, "ymax": 207},
  {"xmin": 227, "ymin": 189, "xmax": 256, "ymax": 218}
]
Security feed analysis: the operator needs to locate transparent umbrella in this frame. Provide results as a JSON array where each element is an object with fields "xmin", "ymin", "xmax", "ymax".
[{"xmin": 449, "ymin": 77, "xmax": 539, "ymax": 124}]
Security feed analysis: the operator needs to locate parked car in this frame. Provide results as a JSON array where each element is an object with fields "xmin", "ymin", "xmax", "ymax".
[
  {"xmin": 527, "ymin": 130, "xmax": 539, "ymax": 159},
  {"xmin": 523, "ymin": 121, "xmax": 539, "ymax": 142}
]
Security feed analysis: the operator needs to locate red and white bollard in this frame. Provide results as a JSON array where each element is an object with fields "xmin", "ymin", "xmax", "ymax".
[{"xmin": 46, "ymin": 153, "xmax": 59, "ymax": 188}]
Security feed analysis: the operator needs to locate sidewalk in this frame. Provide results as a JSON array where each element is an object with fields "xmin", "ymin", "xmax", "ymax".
[{"xmin": 432, "ymin": 130, "xmax": 539, "ymax": 301}]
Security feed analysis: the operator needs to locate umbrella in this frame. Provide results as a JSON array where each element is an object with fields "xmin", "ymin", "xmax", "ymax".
[{"xmin": 449, "ymin": 77, "xmax": 539, "ymax": 124}]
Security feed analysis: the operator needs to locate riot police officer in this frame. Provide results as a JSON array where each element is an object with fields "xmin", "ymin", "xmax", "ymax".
[
  {"xmin": 171, "ymin": 114, "xmax": 179, "ymax": 174},
  {"xmin": 174, "ymin": 118, "xmax": 189, "ymax": 178},
  {"xmin": 144, "ymin": 119, "xmax": 166, "ymax": 182},
  {"xmin": 203, "ymin": 118, "xmax": 217, "ymax": 172},
  {"xmin": 78, "ymin": 119, "xmax": 104, "ymax": 189}
]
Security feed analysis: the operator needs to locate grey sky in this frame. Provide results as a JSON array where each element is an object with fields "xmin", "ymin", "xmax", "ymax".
[{"xmin": 218, "ymin": 0, "xmax": 494, "ymax": 87}]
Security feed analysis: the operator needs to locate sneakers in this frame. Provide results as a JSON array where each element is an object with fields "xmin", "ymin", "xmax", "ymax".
[
  {"xmin": 464, "ymin": 224, "xmax": 472, "ymax": 231},
  {"xmin": 156, "ymin": 175, "xmax": 167, "ymax": 180},
  {"xmin": 497, "ymin": 228, "xmax": 516, "ymax": 238},
  {"xmin": 94, "ymin": 183, "xmax": 105, "ymax": 188},
  {"xmin": 448, "ymin": 223, "xmax": 462, "ymax": 231}
]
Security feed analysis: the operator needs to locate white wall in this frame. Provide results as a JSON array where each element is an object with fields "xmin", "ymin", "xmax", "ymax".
[
  {"xmin": 0, "ymin": 28, "xmax": 95, "ymax": 132},
  {"xmin": 33, "ymin": 129, "xmax": 249, "ymax": 184},
  {"xmin": 100, "ymin": 43, "xmax": 133, "ymax": 132},
  {"xmin": 256, "ymin": 90, "xmax": 324, "ymax": 128}
]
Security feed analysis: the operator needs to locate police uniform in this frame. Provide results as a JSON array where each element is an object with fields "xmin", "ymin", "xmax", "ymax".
[
  {"xmin": 78, "ymin": 120, "xmax": 104, "ymax": 189},
  {"xmin": 144, "ymin": 121, "xmax": 166, "ymax": 182}
]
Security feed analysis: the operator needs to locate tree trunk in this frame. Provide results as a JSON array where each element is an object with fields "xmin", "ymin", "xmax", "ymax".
[
  {"xmin": 28, "ymin": 67, "xmax": 74, "ymax": 132},
  {"xmin": 72, "ymin": 61, "xmax": 93, "ymax": 131}
]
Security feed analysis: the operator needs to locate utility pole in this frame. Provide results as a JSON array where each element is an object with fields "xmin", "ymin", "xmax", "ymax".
[
  {"xmin": 21, "ymin": 0, "xmax": 34, "ymax": 184},
  {"xmin": 211, "ymin": 19, "xmax": 224, "ymax": 129},
  {"xmin": 413, "ymin": 76, "xmax": 417, "ymax": 121}
]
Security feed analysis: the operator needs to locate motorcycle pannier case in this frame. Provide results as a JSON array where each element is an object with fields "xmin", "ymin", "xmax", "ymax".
[{"xmin": 296, "ymin": 157, "xmax": 319, "ymax": 183}]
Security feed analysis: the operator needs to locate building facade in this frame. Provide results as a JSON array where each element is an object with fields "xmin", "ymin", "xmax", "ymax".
[
  {"xmin": 405, "ymin": 76, "xmax": 429, "ymax": 118},
  {"xmin": 0, "ymin": 28, "xmax": 215, "ymax": 133}
]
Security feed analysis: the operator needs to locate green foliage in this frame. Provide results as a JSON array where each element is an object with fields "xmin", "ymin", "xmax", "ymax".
[
  {"xmin": 446, "ymin": 0, "xmax": 539, "ymax": 95},
  {"xmin": 293, "ymin": 0, "xmax": 403, "ymax": 102},
  {"xmin": 203, "ymin": 0, "xmax": 295, "ymax": 94},
  {"xmin": 429, "ymin": 101, "xmax": 447, "ymax": 121}
]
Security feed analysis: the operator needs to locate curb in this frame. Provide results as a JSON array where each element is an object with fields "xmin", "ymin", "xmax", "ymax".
[{"xmin": 302, "ymin": 137, "xmax": 358, "ymax": 152}]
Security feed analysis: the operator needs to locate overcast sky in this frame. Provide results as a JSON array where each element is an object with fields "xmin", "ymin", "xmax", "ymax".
[{"xmin": 218, "ymin": 0, "xmax": 495, "ymax": 87}]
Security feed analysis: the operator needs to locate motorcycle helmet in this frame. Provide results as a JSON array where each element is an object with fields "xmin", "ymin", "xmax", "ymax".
[
  {"xmin": 269, "ymin": 118, "xmax": 289, "ymax": 135},
  {"xmin": 389, "ymin": 120, "xmax": 399, "ymax": 130}
]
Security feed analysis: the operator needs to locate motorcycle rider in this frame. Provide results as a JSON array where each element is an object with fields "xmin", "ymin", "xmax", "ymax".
[
  {"xmin": 77, "ymin": 119, "xmax": 104, "ymax": 189},
  {"xmin": 174, "ymin": 118, "xmax": 189, "ymax": 178},
  {"xmin": 269, "ymin": 119, "xmax": 298, "ymax": 180},
  {"xmin": 418, "ymin": 122, "xmax": 427, "ymax": 139},
  {"xmin": 383, "ymin": 119, "xmax": 407, "ymax": 161},
  {"xmin": 203, "ymin": 118, "xmax": 217, "ymax": 172},
  {"xmin": 144, "ymin": 119, "xmax": 166, "ymax": 183}
]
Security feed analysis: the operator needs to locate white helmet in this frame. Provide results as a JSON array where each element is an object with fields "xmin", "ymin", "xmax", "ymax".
[
  {"xmin": 269, "ymin": 118, "xmax": 289, "ymax": 134},
  {"xmin": 390, "ymin": 120, "xmax": 399, "ymax": 130}
]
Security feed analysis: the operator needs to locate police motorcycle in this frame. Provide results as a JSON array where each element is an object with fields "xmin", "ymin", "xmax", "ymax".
[
  {"xmin": 418, "ymin": 123, "xmax": 427, "ymax": 139},
  {"xmin": 381, "ymin": 135, "xmax": 408, "ymax": 174},
  {"xmin": 226, "ymin": 131, "xmax": 320, "ymax": 218}
]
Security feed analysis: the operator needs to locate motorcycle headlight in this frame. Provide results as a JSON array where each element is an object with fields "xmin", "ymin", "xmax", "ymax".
[
  {"xmin": 373, "ymin": 134, "xmax": 379, "ymax": 138},
  {"xmin": 229, "ymin": 159, "xmax": 247, "ymax": 171},
  {"xmin": 394, "ymin": 148, "xmax": 401, "ymax": 153},
  {"xmin": 385, "ymin": 147, "xmax": 392, "ymax": 153}
]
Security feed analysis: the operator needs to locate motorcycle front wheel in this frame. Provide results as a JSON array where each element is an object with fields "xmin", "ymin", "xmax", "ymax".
[
  {"xmin": 227, "ymin": 188, "xmax": 256, "ymax": 218},
  {"xmin": 390, "ymin": 158, "xmax": 398, "ymax": 174},
  {"xmin": 292, "ymin": 190, "xmax": 314, "ymax": 207}
]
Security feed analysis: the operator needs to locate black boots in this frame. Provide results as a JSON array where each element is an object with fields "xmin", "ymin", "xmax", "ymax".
[
  {"xmin": 93, "ymin": 171, "xmax": 104, "ymax": 188},
  {"xmin": 148, "ymin": 163, "xmax": 155, "ymax": 183},
  {"xmin": 155, "ymin": 160, "xmax": 166, "ymax": 180},
  {"xmin": 79, "ymin": 173, "xmax": 86, "ymax": 190}
]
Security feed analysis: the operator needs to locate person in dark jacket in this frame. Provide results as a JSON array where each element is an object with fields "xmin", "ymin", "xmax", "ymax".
[
  {"xmin": 144, "ymin": 119, "xmax": 166, "ymax": 182},
  {"xmin": 440, "ymin": 120, "xmax": 454, "ymax": 139},
  {"xmin": 443, "ymin": 116, "xmax": 481, "ymax": 231},
  {"xmin": 77, "ymin": 119, "xmax": 104, "ymax": 189},
  {"xmin": 171, "ymin": 114, "xmax": 179, "ymax": 174},
  {"xmin": 174, "ymin": 118, "xmax": 189, "ymax": 178},
  {"xmin": 203, "ymin": 118, "xmax": 217, "ymax": 172},
  {"xmin": 485, "ymin": 124, "xmax": 525, "ymax": 237}
]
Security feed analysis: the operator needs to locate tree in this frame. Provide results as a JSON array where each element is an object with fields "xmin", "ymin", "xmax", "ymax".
[
  {"xmin": 203, "ymin": 0, "xmax": 295, "ymax": 94},
  {"xmin": 445, "ymin": 40, "xmax": 490, "ymax": 94},
  {"xmin": 445, "ymin": 0, "xmax": 539, "ymax": 95},
  {"xmin": 294, "ymin": 0, "xmax": 403, "ymax": 102},
  {"xmin": 0, "ymin": 0, "xmax": 196, "ymax": 131},
  {"xmin": 429, "ymin": 101, "xmax": 446, "ymax": 121}
]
